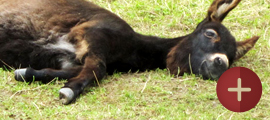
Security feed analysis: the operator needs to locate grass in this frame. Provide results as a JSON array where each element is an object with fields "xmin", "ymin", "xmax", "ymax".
[{"xmin": 1, "ymin": 0, "xmax": 270, "ymax": 119}]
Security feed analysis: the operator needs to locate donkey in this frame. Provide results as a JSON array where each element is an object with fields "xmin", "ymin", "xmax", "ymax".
[{"xmin": 0, "ymin": 0, "xmax": 259, "ymax": 104}]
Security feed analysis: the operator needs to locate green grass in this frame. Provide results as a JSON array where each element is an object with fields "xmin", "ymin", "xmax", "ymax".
[{"xmin": 1, "ymin": 0, "xmax": 270, "ymax": 119}]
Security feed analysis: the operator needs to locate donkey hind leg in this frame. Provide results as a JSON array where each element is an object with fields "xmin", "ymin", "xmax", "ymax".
[
  {"xmin": 0, "ymin": 39, "xmax": 37, "ymax": 69},
  {"xmin": 59, "ymin": 56, "xmax": 107, "ymax": 104},
  {"xmin": 14, "ymin": 66, "xmax": 83, "ymax": 83}
]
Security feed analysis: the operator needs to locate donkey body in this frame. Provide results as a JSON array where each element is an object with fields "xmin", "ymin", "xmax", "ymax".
[{"xmin": 0, "ymin": 0, "xmax": 258, "ymax": 104}]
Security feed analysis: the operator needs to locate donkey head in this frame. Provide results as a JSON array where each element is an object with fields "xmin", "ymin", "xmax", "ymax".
[{"xmin": 167, "ymin": 0, "xmax": 259, "ymax": 80}]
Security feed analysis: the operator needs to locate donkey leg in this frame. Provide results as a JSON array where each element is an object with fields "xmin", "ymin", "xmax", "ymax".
[
  {"xmin": 14, "ymin": 66, "xmax": 83, "ymax": 83},
  {"xmin": 59, "ymin": 56, "xmax": 106, "ymax": 104}
]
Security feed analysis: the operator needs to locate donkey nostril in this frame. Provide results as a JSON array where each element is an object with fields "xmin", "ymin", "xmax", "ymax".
[{"xmin": 214, "ymin": 57, "xmax": 223, "ymax": 65}]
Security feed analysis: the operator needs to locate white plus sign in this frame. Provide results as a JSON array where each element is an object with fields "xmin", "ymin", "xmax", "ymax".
[{"xmin": 228, "ymin": 78, "xmax": 251, "ymax": 101}]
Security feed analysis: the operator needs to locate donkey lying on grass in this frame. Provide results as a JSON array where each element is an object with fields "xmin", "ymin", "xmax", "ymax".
[{"xmin": 0, "ymin": 0, "xmax": 259, "ymax": 104}]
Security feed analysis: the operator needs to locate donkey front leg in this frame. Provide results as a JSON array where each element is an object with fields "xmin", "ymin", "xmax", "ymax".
[
  {"xmin": 59, "ymin": 57, "xmax": 106, "ymax": 104},
  {"xmin": 14, "ymin": 66, "xmax": 83, "ymax": 83}
]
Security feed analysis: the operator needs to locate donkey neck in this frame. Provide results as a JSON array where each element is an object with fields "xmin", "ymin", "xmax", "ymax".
[{"xmin": 130, "ymin": 33, "xmax": 185, "ymax": 70}]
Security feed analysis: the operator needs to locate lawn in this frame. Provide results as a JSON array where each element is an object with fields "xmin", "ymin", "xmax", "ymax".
[{"xmin": 0, "ymin": 0, "xmax": 270, "ymax": 119}]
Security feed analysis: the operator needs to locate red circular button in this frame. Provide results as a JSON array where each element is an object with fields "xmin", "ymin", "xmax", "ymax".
[{"xmin": 216, "ymin": 67, "xmax": 262, "ymax": 112}]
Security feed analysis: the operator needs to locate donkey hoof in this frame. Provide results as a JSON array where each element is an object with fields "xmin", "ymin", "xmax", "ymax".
[
  {"xmin": 14, "ymin": 68, "xmax": 27, "ymax": 81},
  {"xmin": 59, "ymin": 88, "xmax": 74, "ymax": 105}
]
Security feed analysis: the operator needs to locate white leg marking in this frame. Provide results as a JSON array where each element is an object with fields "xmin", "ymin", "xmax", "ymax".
[
  {"xmin": 14, "ymin": 68, "xmax": 27, "ymax": 80},
  {"xmin": 59, "ymin": 88, "xmax": 74, "ymax": 104}
]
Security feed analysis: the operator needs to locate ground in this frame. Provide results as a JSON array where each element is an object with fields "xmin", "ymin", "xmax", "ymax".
[{"xmin": 0, "ymin": 0, "xmax": 270, "ymax": 119}]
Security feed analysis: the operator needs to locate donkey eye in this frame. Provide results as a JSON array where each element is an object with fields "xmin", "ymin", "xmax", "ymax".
[{"xmin": 204, "ymin": 29, "xmax": 217, "ymax": 38}]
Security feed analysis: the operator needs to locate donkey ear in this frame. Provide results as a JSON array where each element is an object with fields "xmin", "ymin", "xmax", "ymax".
[
  {"xmin": 207, "ymin": 0, "xmax": 242, "ymax": 22},
  {"xmin": 235, "ymin": 36, "xmax": 259, "ymax": 60}
]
